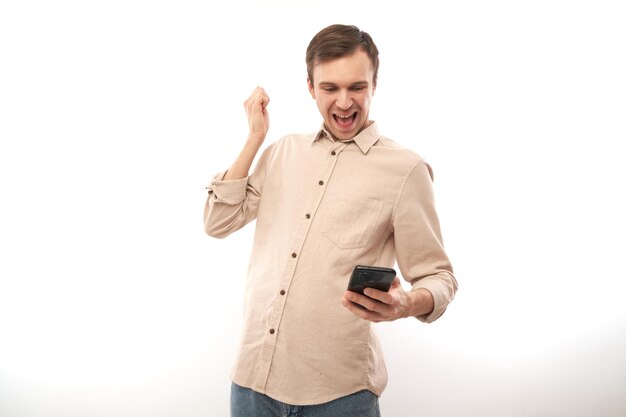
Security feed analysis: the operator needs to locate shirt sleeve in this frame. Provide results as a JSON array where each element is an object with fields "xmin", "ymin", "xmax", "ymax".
[
  {"xmin": 392, "ymin": 159, "xmax": 458, "ymax": 323},
  {"xmin": 203, "ymin": 143, "xmax": 274, "ymax": 238}
]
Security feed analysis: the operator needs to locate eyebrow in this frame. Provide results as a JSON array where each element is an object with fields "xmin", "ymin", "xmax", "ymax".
[{"xmin": 318, "ymin": 81, "xmax": 369, "ymax": 88}]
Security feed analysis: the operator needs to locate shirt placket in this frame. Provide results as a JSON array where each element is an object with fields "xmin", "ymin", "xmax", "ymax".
[{"xmin": 252, "ymin": 139, "xmax": 349, "ymax": 391}]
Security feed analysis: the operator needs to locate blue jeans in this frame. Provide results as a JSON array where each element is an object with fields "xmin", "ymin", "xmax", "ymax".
[{"xmin": 230, "ymin": 383, "xmax": 382, "ymax": 417}]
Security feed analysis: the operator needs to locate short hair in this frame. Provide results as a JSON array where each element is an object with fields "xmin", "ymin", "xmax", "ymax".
[{"xmin": 306, "ymin": 24, "xmax": 380, "ymax": 87}]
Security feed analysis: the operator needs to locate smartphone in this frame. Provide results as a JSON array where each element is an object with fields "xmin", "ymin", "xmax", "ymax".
[{"xmin": 347, "ymin": 265, "xmax": 396, "ymax": 295}]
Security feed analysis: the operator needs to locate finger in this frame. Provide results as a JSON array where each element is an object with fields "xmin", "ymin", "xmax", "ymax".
[
  {"xmin": 244, "ymin": 87, "xmax": 269, "ymax": 106},
  {"xmin": 255, "ymin": 94, "xmax": 268, "ymax": 111},
  {"xmin": 344, "ymin": 291, "xmax": 387, "ymax": 314},
  {"xmin": 363, "ymin": 287, "xmax": 393, "ymax": 305},
  {"xmin": 258, "ymin": 88, "xmax": 270, "ymax": 104},
  {"xmin": 341, "ymin": 296, "xmax": 381, "ymax": 322},
  {"xmin": 253, "ymin": 87, "xmax": 270, "ymax": 102}
]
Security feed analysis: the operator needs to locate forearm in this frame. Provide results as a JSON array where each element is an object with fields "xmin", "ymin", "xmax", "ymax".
[
  {"xmin": 405, "ymin": 288, "xmax": 434, "ymax": 318},
  {"xmin": 409, "ymin": 271, "xmax": 457, "ymax": 323},
  {"xmin": 223, "ymin": 135, "xmax": 264, "ymax": 181}
]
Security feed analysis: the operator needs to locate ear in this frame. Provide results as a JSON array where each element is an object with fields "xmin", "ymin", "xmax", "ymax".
[
  {"xmin": 372, "ymin": 82, "xmax": 376, "ymax": 96},
  {"xmin": 307, "ymin": 77, "xmax": 316, "ymax": 99}
]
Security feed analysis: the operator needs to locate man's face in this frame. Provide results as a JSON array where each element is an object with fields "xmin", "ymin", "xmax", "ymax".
[{"xmin": 308, "ymin": 49, "xmax": 376, "ymax": 140}]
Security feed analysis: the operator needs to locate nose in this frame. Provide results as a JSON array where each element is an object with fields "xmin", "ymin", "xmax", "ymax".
[{"xmin": 336, "ymin": 90, "xmax": 353, "ymax": 110}]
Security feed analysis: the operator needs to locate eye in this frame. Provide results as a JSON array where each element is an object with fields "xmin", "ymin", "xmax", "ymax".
[
  {"xmin": 350, "ymin": 86, "xmax": 366, "ymax": 91},
  {"xmin": 322, "ymin": 87, "xmax": 337, "ymax": 92}
]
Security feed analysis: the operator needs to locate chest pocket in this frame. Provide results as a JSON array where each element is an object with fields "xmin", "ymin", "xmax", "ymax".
[{"xmin": 322, "ymin": 197, "xmax": 386, "ymax": 249}]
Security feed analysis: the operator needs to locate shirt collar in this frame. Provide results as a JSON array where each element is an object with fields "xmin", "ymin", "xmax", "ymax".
[{"xmin": 313, "ymin": 122, "xmax": 381, "ymax": 154}]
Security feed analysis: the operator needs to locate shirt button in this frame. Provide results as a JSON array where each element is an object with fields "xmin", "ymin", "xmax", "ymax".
[
  {"xmin": 291, "ymin": 253, "xmax": 297, "ymax": 258},
  {"xmin": 331, "ymin": 151, "xmax": 336, "ymax": 156},
  {"xmin": 280, "ymin": 290, "xmax": 286, "ymax": 295},
  {"xmin": 305, "ymin": 213, "xmax": 311, "ymax": 219},
  {"xmin": 318, "ymin": 180, "xmax": 324, "ymax": 185},
  {"xmin": 269, "ymin": 328, "xmax": 275, "ymax": 335}
]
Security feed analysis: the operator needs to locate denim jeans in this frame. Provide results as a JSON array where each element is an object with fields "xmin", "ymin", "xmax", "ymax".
[{"xmin": 230, "ymin": 383, "xmax": 382, "ymax": 417}]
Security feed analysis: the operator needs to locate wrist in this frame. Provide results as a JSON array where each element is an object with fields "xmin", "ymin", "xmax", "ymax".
[{"xmin": 246, "ymin": 132, "xmax": 266, "ymax": 146}]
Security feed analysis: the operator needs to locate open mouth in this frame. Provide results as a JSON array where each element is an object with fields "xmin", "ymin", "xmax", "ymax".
[{"xmin": 333, "ymin": 112, "xmax": 357, "ymax": 128}]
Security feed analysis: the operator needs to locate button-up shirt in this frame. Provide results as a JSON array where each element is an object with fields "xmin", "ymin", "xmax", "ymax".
[{"xmin": 204, "ymin": 122, "xmax": 457, "ymax": 405}]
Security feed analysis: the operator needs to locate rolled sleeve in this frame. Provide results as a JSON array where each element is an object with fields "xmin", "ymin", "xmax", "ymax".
[
  {"xmin": 411, "ymin": 272, "xmax": 457, "ymax": 323},
  {"xmin": 207, "ymin": 171, "xmax": 250, "ymax": 205},
  {"xmin": 204, "ymin": 143, "xmax": 276, "ymax": 239}
]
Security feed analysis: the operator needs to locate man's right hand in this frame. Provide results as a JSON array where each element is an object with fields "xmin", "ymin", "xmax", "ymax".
[
  {"xmin": 222, "ymin": 87, "xmax": 271, "ymax": 181},
  {"xmin": 244, "ymin": 87, "xmax": 270, "ymax": 143}
]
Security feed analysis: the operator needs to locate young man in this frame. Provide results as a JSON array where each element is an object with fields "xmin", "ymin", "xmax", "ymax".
[{"xmin": 204, "ymin": 24, "xmax": 457, "ymax": 417}]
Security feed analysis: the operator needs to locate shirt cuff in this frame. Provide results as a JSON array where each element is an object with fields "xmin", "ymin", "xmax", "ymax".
[
  {"xmin": 206, "ymin": 171, "xmax": 249, "ymax": 205},
  {"xmin": 411, "ymin": 273, "xmax": 455, "ymax": 323}
]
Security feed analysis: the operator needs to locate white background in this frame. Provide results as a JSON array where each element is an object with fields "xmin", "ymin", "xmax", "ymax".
[{"xmin": 1, "ymin": 1, "xmax": 625, "ymax": 416}]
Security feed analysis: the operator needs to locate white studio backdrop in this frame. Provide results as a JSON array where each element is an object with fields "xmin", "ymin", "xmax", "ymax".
[{"xmin": 1, "ymin": 1, "xmax": 625, "ymax": 416}]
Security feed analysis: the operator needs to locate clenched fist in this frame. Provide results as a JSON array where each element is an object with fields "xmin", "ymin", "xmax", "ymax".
[{"xmin": 244, "ymin": 87, "xmax": 270, "ymax": 144}]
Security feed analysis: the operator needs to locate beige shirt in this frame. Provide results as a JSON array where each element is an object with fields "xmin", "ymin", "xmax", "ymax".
[{"xmin": 204, "ymin": 122, "xmax": 457, "ymax": 405}]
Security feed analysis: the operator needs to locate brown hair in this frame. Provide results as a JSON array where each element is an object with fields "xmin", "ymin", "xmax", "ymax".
[{"xmin": 306, "ymin": 24, "xmax": 380, "ymax": 87}]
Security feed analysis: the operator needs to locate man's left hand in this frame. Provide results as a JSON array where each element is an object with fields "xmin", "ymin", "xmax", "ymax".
[{"xmin": 341, "ymin": 277, "xmax": 434, "ymax": 323}]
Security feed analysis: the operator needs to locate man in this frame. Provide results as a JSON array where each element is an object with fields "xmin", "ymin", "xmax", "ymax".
[{"xmin": 204, "ymin": 24, "xmax": 457, "ymax": 417}]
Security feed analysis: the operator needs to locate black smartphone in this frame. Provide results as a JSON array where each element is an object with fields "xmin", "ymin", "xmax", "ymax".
[{"xmin": 347, "ymin": 265, "xmax": 396, "ymax": 295}]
